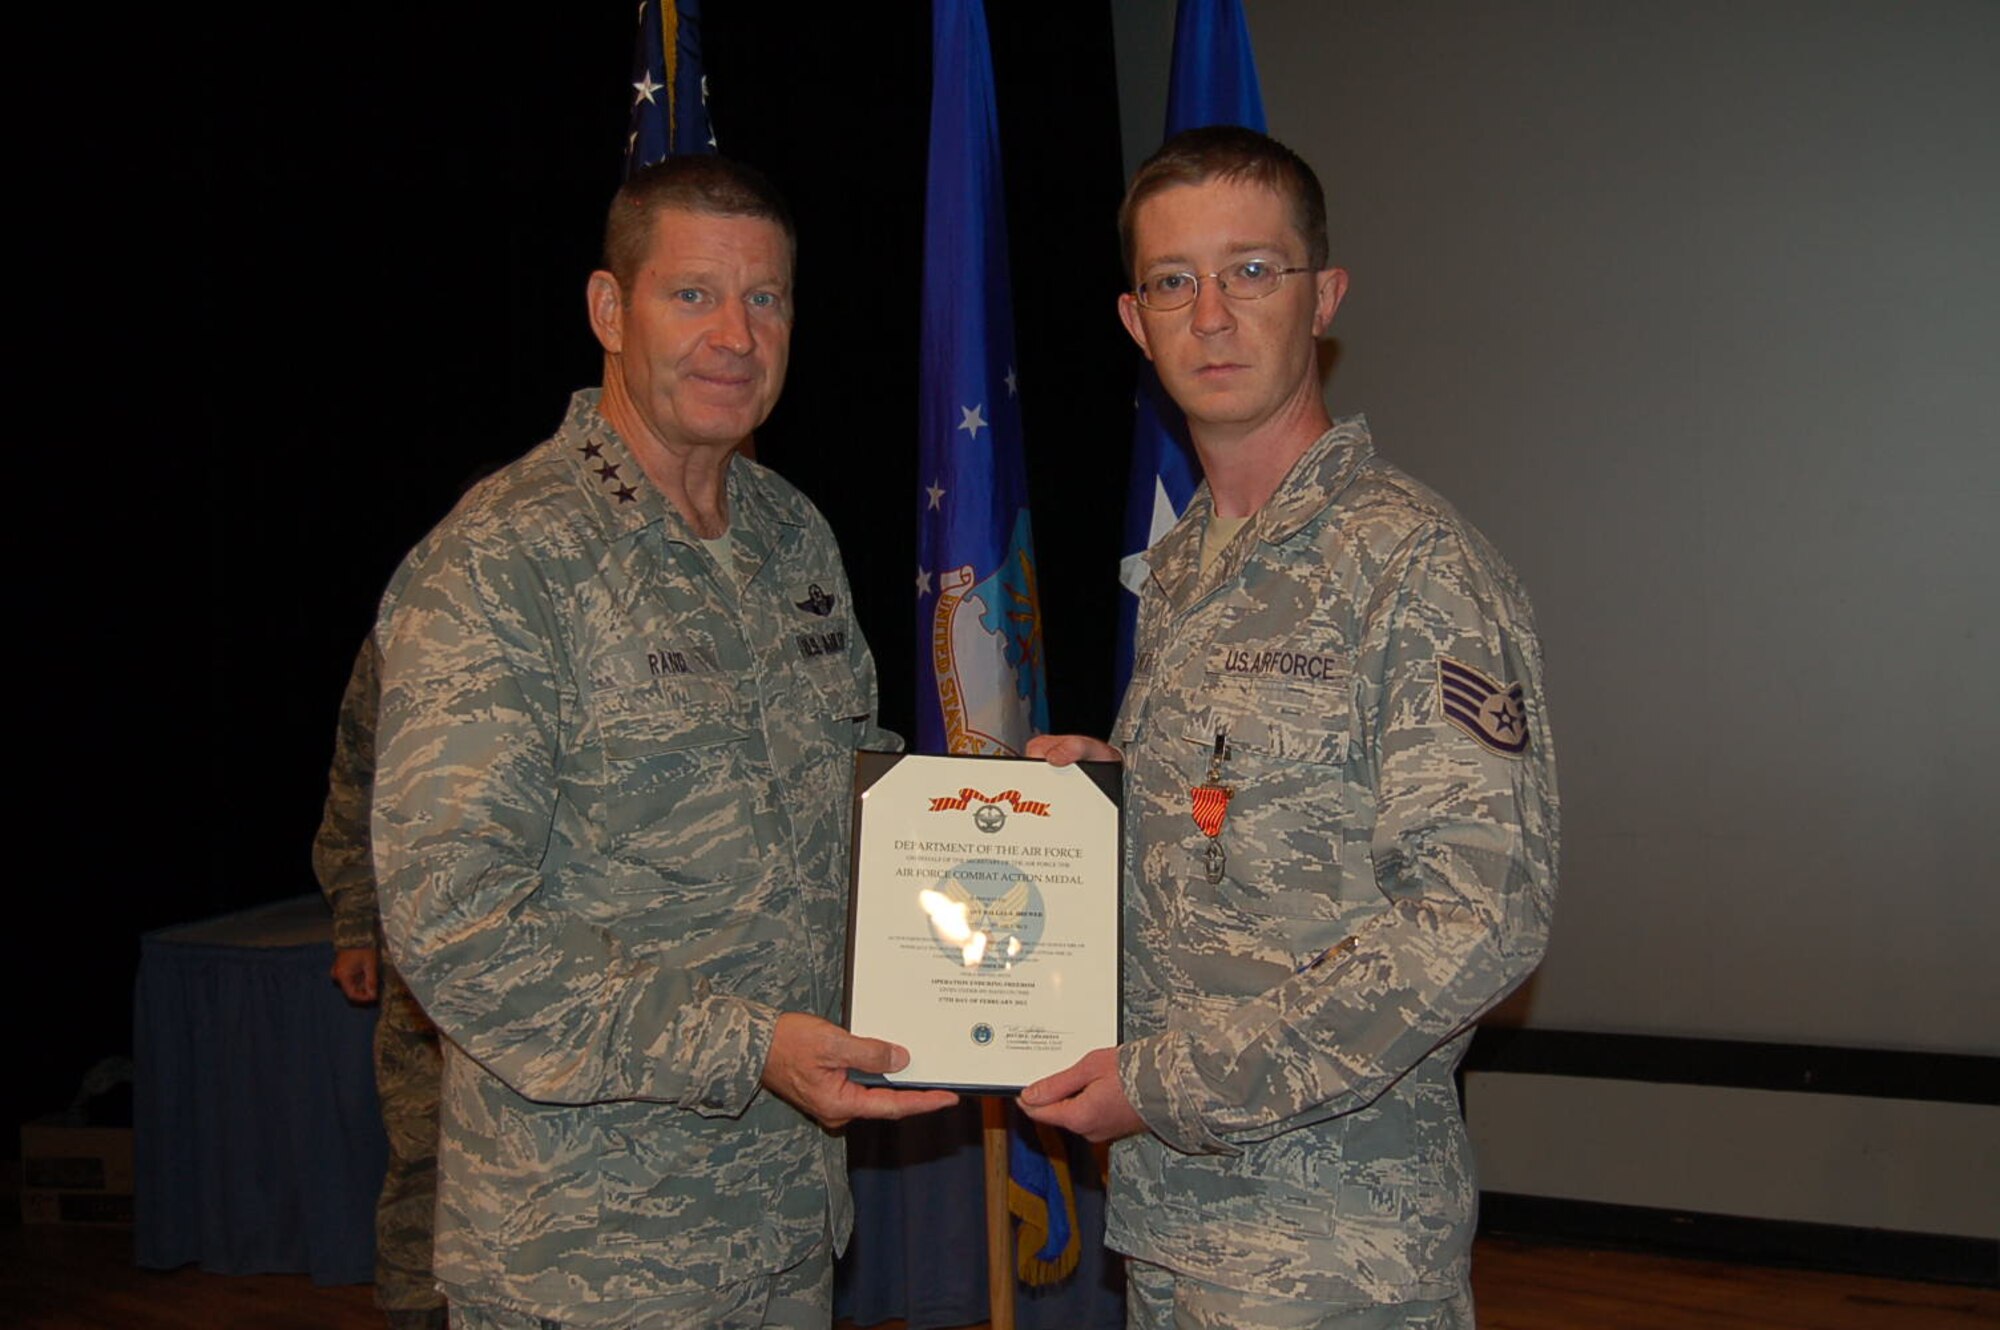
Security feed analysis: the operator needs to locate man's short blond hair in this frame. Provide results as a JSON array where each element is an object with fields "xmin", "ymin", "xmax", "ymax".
[{"xmin": 1118, "ymin": 126, "xmax": 1328, "ymax": 278}]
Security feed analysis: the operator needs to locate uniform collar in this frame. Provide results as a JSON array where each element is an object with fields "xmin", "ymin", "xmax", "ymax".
[
  {"xmin": 1146, "ymin": 415, "xmax": 1375, "ymax": 611},
  {"xmin": 561, "ymin": 389, "xmax": 671, "ymax": 538},
  {"xmin": 560, "ymin": 388, "xmax": 810, "ymax": 560}
]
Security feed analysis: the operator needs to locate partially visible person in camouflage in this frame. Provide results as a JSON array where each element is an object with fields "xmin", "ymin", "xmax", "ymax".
[
  {"xmin": 368, "ymin": 155, "xmax": 956, "ymax": 1330},
  {"xmin": 1022, "ymin": 127, "xmax": 1560, "ymax": 1329},
  {"xmin": 313, "ymin": 634, "xmax": 447, "ymax": 1330}
]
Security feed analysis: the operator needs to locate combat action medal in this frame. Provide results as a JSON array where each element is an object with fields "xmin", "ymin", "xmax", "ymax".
[{"xmin": 1190, "ymin": 730, "xmax": 1232, "ymax": 884}]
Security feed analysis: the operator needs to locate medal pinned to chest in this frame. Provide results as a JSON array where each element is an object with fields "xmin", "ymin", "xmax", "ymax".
[{"xmin": 1190, "ymin": 730, "xmax": 1233, "ymax": 885}]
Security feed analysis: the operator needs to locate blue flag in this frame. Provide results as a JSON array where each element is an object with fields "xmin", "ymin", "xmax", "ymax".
[
  {"xmin": 625, "ymin": 0, "xmax": 715, "ymax": 175},
  {"xmin": 1114, "ymin": 0, "xmax": 1267, "ymax": 699},
  {"xmin": 916, "ymin": 0, "xmax": 1048, "ymax": 759}
]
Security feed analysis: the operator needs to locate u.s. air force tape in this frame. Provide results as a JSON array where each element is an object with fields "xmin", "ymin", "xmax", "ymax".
[{"xmin": 1437, "ymin": 656, "xmax": 1529, "ymax": 756}]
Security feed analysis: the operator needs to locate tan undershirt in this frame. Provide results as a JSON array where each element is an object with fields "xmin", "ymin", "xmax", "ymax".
[
  {"xmin": 700, "ymin": 529, "xmax": 739, "ymax": 598},
  {"xmin": 1201, "ymin": 513, "xmax": 1252, "ymax": 574}
]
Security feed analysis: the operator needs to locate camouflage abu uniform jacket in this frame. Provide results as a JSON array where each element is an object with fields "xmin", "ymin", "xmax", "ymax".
[
  {"xmin": 1108, "ymin": 418, "xmax": 1559, "ymax": 1305},
  {"xmin": 313, "ymin": 636, "xmax": 383, "ymax": 951},
  {"xmin": 372, "ymin": 390, "xmax": 893, "ymax": 1317}
]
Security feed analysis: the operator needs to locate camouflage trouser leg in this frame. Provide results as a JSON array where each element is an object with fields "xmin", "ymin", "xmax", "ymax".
[
  {"xmin": 448, "ymin": 1241, "xmax": 833, "ymax": 1329},
  {"xmin": 376, "ymin": 961, "xmax": 446, "ymax": 1316},
  {"xmin": 1126, "ymin": 1260, "xmax": 1474, "ymax": 1330}
]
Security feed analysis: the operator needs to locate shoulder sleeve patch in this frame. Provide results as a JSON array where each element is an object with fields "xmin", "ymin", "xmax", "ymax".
[{"xmin": 1437, "ymin": 655, "xmax": 1530, "ymax": 756}]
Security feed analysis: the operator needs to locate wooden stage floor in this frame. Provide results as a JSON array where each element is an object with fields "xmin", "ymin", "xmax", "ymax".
[{"xmin": 3, "ymin": 1223, "xmax": 1993, "ymax": 1329}]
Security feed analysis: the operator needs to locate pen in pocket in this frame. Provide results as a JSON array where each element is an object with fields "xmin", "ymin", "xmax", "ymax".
[{"xmin": 1296, "ymin": 936, "xmax": 1359, "ymax": 974}]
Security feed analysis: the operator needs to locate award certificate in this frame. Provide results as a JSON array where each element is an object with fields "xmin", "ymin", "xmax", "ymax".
[{"xmin": 844, "ymin": 752, "xmax": 1122, "ymax": 1092}]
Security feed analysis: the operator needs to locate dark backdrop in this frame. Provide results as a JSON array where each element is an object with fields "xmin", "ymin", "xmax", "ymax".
[{"xmin": 15, "ymin": 3, "xmax": 1132, "ymax": 1136}]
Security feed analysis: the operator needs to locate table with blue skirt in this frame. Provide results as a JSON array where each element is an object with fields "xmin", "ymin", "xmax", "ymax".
[
  {"xmin": 133, "ymin": 894, "xmax": 386, "ymax": 1284},
  {"xmin": 131, "ymin": 894, "xmax": 1123, "ymax": 1325}
]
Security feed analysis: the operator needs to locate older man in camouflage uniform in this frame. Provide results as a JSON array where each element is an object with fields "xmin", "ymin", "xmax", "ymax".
[
  {"xmin": 314, "ymin": 635, "xmax": 447, "ymax": 1330},
  {"xmin": 370, "ymin": 156, "xmax": 955, "ymax": 1330},
  {"xmin": 1023, "ymin": 127, "xmax": 1560, "ymax": 1329}
]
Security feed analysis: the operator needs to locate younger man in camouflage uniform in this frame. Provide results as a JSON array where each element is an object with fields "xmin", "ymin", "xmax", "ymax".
[
  {"xmin": 370, "ymin": 156, "xmax": 955, "ymax": 1330},
  {"xmin": 1023, "ymin": 128, "xmax": 1560, "ymax": 1329},
  {"xmin": 314, "ymin": 635, "xmax": 447, "ymax": 1330}
]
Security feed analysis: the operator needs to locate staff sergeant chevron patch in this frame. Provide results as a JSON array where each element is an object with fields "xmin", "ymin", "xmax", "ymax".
[{"xmin": 1438, "ymin": 655, "xmax": 1530, "ymax": 756}]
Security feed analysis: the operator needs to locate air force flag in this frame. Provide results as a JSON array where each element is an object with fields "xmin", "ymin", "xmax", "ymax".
[{"xmin": 915, "ymin": 0, "xmax": 1048, "ymax": 757}]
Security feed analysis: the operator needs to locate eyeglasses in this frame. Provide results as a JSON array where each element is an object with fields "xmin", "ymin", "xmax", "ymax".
[{"xmin": 1132, "ymin": 260, "xmax": 1315, "ymax": 311}]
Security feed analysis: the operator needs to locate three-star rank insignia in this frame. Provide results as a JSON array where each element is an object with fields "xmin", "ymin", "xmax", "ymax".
[
  {"xmin": 579, "ymin": 438, "xmax": 638, "ymax": 502},
  {"xmin": 1438, "ymin": 656, "xmax": 1530, "ymax": 756},
  {"xmin": 795, "ymin": 583, "xmax": 837, "ymax": 616}
]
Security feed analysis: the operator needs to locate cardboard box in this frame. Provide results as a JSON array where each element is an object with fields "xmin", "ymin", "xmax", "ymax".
[{"xmin": 20, "ymin": 1122, "xmax": 134, "ymax": 1226}]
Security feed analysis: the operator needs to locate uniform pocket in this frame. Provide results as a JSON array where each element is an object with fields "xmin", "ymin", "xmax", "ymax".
[
  {"xmin": 1175, "ymin": 681, "xmax": 1364, "ymax": 924},
  {"xmin": 592, "ymin": 675, "xmax": 763, "ymax": 878},
  {"xmin": 598, "ymin": 674, "xmax": 750, "ymax": 760},
  {"xmin": 1181, "ymin": 678, "xmax": 1354, "ymax": 767},
  {"xmin": 799, "ymin": 656, "xmax": 868, "ymax": 727}
]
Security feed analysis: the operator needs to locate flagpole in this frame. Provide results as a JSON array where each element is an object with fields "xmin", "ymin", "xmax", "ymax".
[{"xmin": 984, "ymin": 1097, "xmax": 1016, "ymax": 1330}]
